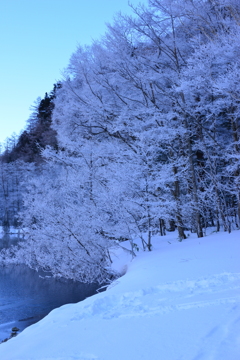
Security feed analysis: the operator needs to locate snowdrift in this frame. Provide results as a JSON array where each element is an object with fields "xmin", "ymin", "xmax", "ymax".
[{"xmin": 0, "ymin": 230, "xmax": 239, "ymax": 360}]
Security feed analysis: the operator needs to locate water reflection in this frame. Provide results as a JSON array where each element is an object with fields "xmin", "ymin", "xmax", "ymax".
[{"xmin": 0, "ymin": 243, "xmax": 100, "ymax": 342}]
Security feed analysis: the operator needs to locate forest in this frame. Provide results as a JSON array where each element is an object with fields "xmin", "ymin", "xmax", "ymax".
[{"xmin": 0, "ymin": 0, "xmax": 239, "ymax": 284}]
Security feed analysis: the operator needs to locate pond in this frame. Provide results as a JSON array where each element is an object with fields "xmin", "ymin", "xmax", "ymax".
[{"xmin": 0, "ymin": 232, "xmax": 101, "ymax": 343}]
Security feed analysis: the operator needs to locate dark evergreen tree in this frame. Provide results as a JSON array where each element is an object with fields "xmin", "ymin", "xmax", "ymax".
[{"xmin": 1, "ymin": 83, "xmax": 61, "ymax": 164}]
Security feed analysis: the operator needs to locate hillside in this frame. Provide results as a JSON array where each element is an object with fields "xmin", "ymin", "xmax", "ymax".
[{"xmin": 0, "ymin": 230, "xmax": 239, "ymax": 360}]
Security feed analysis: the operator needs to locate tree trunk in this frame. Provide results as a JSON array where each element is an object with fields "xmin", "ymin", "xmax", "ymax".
[
  {"xmin": 173, "ymin": 166, "xmax": 186, "ymax": 240},
  {"xmin": 231, "ymin": 115, "xmax": 240, "ymax": 226},
  {"xmin": 159, "ymin": 218, "xmax": 166, "ymax": 236},
  {"xmin": 183, "ymin": 116, "xmax": 203, "ymax": 238}
]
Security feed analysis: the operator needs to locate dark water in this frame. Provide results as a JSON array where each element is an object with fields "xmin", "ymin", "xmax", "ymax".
[{"xmin": 0, "ymin": 236, "xmax": 100, "ymax": 342}]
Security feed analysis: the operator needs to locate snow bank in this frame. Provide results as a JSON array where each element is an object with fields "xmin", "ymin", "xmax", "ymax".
[{"xmin": 0, "ymin": 230, "xmax": 240, "ymax": 360}]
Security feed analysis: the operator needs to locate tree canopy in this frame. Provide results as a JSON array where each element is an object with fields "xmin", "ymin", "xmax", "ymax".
[{"xmin": 0, "ymin": 0, "xmax": 240, "ymax": 283}]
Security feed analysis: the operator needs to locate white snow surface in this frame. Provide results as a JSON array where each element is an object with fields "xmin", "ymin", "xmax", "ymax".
[{"xmin": 0, "ymin": 230, "xmax": 240, "ymax": 360}]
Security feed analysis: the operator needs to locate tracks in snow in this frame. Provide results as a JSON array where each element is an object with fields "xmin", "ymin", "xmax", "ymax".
[{"xmin": 71, "ymin": 272, "xmax": 240, "ymax": 321}]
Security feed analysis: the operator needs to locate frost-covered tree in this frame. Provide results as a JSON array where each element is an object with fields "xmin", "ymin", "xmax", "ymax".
[
  {"xmin": 14, "ymin": 157, "xmax": 115, "ymax": 283},
  {"xmin": 2, "ymin": 0, "xmax": 240, "ymax": 282},
  {"xmin": 0, "ymin": 160, "xmax": 35, "ymax": 229},
  {"xmin": 175, "ymin": 23, "xmax": 240, "ymax": 232}
]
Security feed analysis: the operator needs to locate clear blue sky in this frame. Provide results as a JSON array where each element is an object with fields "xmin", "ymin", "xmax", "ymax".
[{"xmin": 0, "ymin": 0, "xmax": 147, "ymax": 145}]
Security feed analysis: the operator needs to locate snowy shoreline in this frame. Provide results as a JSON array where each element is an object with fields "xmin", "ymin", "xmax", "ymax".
[
  {"xmin": 0, "ymin": 315, "xmax": 45, "ymax": 344},
  {"xmin": 0, "ymin": 230, "xmax": 239, "ymax": 360}
]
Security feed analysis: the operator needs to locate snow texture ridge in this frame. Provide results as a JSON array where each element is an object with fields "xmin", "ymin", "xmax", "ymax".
[{"xmin": 69, "ymin": 272, "xmax": 240, "ymax": 321}]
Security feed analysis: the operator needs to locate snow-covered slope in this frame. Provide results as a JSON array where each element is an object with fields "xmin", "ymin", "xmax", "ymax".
[{"xmin": 0, "ymin": 230, "xmax": 239, "ymax": 360}]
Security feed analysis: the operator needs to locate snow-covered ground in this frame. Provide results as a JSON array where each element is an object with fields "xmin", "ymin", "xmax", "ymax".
[{"xmin": 0, "ymin": 230, "xmax": 239, "ymax": 360}]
